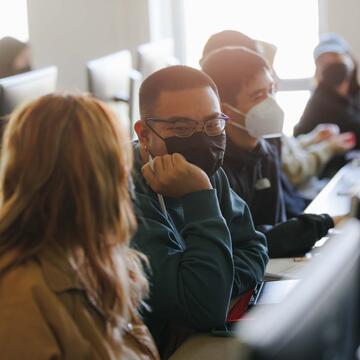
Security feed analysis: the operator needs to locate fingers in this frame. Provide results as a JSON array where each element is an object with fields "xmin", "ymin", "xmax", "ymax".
[
  {"xmin": 156, "ymin": 155, "xmax": 174, "ymax": 184},
  {"xmin": 142, "ymin": 162, "xmax": 159, "ymax": 189},
  {"xmin": 152, "ymin": 156, "xmax": 164, "ymax": 173},
  {"xmin": 339, "ymin": 132, "xmax": 355, "ymax": 142},
  {"xmin": 316, "ymin": 123, "xmax": 340, "ymax": 135},
  {"xmin": 332, "ymin": 214, "xmax": 350, "ymax": 226},
  {"xmin": 172, "ymin": 153, "xmax": 187, "ymax": 166},
  {"xmin": 163, "ymin": 154, "xmax": 175, "ymax": 170},
  {"xmin": 143, "ymin": 155, "xmax": 176, "ymax": 191},
  {"xmin": 334, "ymin": 132, "xmax": 356, "ymax": 150}
]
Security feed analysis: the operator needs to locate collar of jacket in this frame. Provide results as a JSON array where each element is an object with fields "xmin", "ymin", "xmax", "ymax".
[
  {"xmin": 37, "ymin": 244, "xmax": 84, "ymax": 293},
  {"xmin": 0, "ymin": 246, "xmax": 84, "ymax": 293},
  {"xmin": 225, "ymin": 136, "xmax": 270, "ymax": 164},
  {"xmin": 38, "ymin": 245, "xmax": 107, "ymax": 318},
  {"xmin": 0, "ymin": 246, "xmax": 108, "ymax": 318}
]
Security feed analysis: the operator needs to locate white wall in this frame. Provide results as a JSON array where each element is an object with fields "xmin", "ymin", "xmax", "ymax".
[
  {"xmin": 27, "ymin": 0, "xmax": 151, "ymax": 90},
  {"xmin": 27, "ymin": 0, "xmax": 360, "ymax": 90},
  {"xmin": 320, "ymin": 0, "xmax": 360, "ymax": 69}
]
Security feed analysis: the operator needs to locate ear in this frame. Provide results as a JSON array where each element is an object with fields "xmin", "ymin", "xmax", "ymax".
[{"xmin": 134, "ymin": 120, "xmax": 150, "ymax": 146}]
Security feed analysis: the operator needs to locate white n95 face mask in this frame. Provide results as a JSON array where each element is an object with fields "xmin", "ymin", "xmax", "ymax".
[{"xmin": 226, "ymin": 97, "xmax": 284, "ymax": 138}]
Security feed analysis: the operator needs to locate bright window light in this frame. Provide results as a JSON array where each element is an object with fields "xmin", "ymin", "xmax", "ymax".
[
  {"xmin": 276, "ymin": 91, "xmax": 311, "ymax": 136},
  {"xmin": 0, "ymin": 0, "xmax": 29, "ymax": 42},
  {"xmin": 183, "ymin": 0, "xmax": 319, "ymax": 79}
]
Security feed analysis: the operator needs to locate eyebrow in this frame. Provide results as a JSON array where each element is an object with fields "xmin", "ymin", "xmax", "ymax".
[
  {"xmin": 249, "ymin": 83, "xmax": 274, "ymax": 98},
  {"xmin": 249, "ymin": 89, "xmax": 265, "ymax": 98},
  {"xmin": 154, "ymin": 112, "xmax": 222, "ymax": 123},
  {"xmin": 203, "ymin": 112, "xmax": 222, "ymax": 121}
]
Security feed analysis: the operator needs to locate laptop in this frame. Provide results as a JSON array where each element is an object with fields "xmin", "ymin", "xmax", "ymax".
[{"xmin": 212, "ymin": 279, "xmax": 299, "ymax": 336}]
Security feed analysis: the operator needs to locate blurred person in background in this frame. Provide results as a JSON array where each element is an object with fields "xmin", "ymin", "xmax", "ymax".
[
  {"xmin": 201, "ymin": 46, "xmax": 343, "ymax": 259},
  {"xmin": 294, "ymin": 33, "xmax": 360, "ymax": 176},
  {"xmin": 201, "ymin": 30, "xmax": 354, "ymax": 198},
  {"xmin": 0, "ymin": 36, "xmax": 31, "ymax": 78}
]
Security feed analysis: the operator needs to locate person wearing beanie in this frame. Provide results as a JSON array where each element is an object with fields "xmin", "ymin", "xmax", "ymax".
[{"xmin": 294, "ymin": 33, "xmax": 360, "ymax": 158}]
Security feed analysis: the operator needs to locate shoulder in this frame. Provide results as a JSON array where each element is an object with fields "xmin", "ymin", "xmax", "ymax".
[
  {"xmin": 0, "ymin": 255, "xmax": 48, "ymax": 301},
  {"xmin": 306, "ymin": 87, "xmax": 338, "ymax": 113},
  {"xmin": 0, "ymin": 255, "xmax": 63, "ymax": 359},
  {"xmin": 0, "ymin": 256, "xmax": 52, "ymax": 330},
  {"xmin": 210, "ymin": 167, "xmax": 230, "ymax": 192},
  {"xmin": 211, "ymin": 167, "xmax": 246, "ymax": 212}
]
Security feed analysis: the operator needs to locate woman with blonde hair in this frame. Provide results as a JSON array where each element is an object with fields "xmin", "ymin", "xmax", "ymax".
[{"xmin": 0, "ymin": 94, "xmax": 159, "ymax": 359}]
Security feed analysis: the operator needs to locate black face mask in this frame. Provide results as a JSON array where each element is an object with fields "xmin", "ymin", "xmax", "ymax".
[
  {"xmin": 321, "ymin": 62, "xmax": 351, "ymax": 87},
  {"xmin": 151, "ymin": 131, "xmax": 226, "ymax": 177}
]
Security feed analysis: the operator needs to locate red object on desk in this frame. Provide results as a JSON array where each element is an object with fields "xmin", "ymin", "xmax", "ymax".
[{"xmin": 226, "ymin": 288, "xmax": 253, "ymax": 322}]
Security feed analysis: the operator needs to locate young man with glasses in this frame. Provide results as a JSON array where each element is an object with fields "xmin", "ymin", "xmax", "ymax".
[{"xmin": 131, "ymin": 65, "xmax": 268, "ymax": 357}]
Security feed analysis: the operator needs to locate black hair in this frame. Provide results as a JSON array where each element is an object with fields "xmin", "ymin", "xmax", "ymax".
[
  {"xmin": 201, "ymin": 30, "xmax": 258, "ymax": 63},
  {"xmin": 201, "ymin": 46, "xmax": 270, "ymax": 105},
  {"xmin": 139, "ymin": 65, "xmax": 219, "ymax": 118}
]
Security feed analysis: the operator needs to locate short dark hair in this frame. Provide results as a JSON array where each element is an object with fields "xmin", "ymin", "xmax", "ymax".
[
  {"xmin": 139, "ymin": 65, "xmax": 219, "ymax": 118},
  {"xmin": 201, "ymin": 30, "xmax": 258, "ymax": 64},
  {"xmin": 201, "ymin": 47, "xmax": 270, "ymax": 105}
]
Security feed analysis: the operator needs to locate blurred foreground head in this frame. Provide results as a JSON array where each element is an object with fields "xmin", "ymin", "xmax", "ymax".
[{"xmin": 0, "ymin": 94, "xmax": 148, "ymax": 330}]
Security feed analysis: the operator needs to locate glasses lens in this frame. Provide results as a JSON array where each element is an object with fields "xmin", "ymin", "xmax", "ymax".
[
  {"xmin": 204, "ymin": 117, "xmax": 226, "ymax": 136},
  {"xmin": 173, "ymin": 118, "xmax": 197, "ymax": 137}
]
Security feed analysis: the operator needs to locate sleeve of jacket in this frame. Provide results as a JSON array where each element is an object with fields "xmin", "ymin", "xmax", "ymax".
[
  {"xmin": 258, "ymin": 213, "xmax": 334, "ymax": 258},
  {"xmin": 281, "ymin": 135, "xmax": 333, "ymax": 186},
  {"xmin": 216, "ymin": 169, "xmax": 268, "ymax": 298},
  {"xmin": 132, "ymin": 189, "xmax": 235, "ymax": 330},
  {"xmin": 294, "ymin": 91, "xmax": 360, "ymax": 150}
]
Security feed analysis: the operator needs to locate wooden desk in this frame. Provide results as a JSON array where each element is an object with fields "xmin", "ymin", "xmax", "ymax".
[{"xmin": 169, "ymin": 334, "xmax": 247, "ymax": 360}]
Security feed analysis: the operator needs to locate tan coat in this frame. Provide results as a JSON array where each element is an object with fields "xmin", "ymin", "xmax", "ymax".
[
  {"xmin": 0, "ymin": 247, "xmax": 159, "ymax": 360},
  {"xmin": 281, "ymin": 134, "xmax": 334, "ymax": 187}
]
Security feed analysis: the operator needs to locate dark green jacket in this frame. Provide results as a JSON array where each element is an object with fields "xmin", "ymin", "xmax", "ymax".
[{"xmin": 131, "ymin": 142, "xmax": 268, "ymax": 353}]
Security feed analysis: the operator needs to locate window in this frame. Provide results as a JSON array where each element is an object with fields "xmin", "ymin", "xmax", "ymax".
[
  {"xmin": 0, "ymin": 0, "xmax": 29, "ymax": 41},
  {"xmin": 179, "ymin": 0, "xmax": 319, "ymax": 134}
]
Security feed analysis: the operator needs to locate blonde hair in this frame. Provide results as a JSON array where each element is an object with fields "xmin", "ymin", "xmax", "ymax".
[{"xmin": 0, "ymin": 94, "xmax": 148, "ymax": 333}]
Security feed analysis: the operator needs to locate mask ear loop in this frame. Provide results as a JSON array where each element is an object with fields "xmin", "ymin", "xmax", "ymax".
[
  {"xmin": 223, "ymin": 103, "xmax": 248, "ymax": 132},
  {"xmin": 146, "ymin": 148, "xmax": 168, "ymax": 219}
]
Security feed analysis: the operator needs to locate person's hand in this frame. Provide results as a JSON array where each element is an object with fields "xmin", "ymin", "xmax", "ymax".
[
  {"xmin": 332, "ymin": 214, "xmax": 350, "ymax": 226},
  {"xmin": 328, "ymin": 132, "xmax": 356, "ymax": 154},
  {"xmin": 310, "ymin": 123, "xmax": 340, "ymax": 143},
  {"xmin": 142, "ymin": 153, "xmax": 212, "ymax": 198}
]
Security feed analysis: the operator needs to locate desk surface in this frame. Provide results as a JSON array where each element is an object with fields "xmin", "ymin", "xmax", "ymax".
[
  {"xmin": 266, "ymin": 163, "xmax": 359, "ymax": 278},
  {"xmin": 305, "ymin": 163, "xmax": 360, "ymax": 216},
  {"xmin": 169, "ymin": 334, "xmax": 246, "ymax": 360}
]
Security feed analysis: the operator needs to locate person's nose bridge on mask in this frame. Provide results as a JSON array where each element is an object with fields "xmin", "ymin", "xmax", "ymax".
[{"xmin": 193, "ymin": 119, "xmax": 210, "ymax": 133}]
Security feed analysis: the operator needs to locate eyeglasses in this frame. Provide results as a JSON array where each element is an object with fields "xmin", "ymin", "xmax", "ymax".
[{"xmin": 145, "ymin": 113, "xmax": 228, "ymax": 138}]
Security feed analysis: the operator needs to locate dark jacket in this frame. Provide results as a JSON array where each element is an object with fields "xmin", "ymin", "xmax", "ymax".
[
  {"xmin": 223, "ymin": 138, "xmax": 286, "ymax": 225},
  {"xmin": 294, "ymin": 84, "xmax": 360, "ymax": 148},
  {"xmin": 222, "ymin": 137, "xmax": 334, "ymax": 258},
  {"xmin": 130, "ymin": 142, "xmax": 268, "ymax": 355}
]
